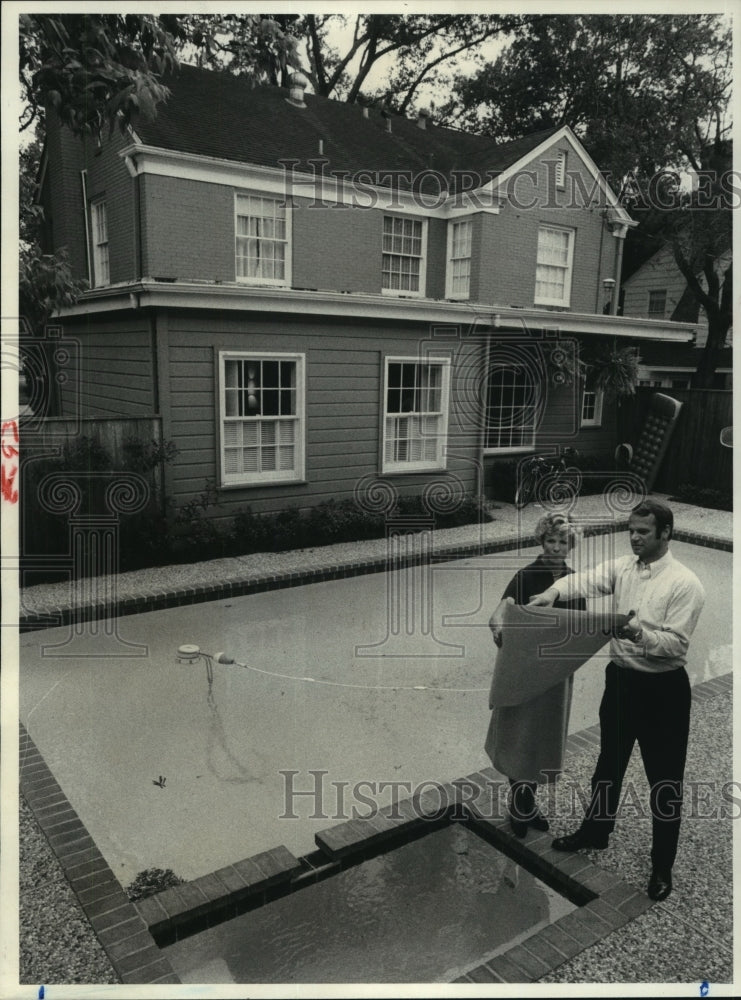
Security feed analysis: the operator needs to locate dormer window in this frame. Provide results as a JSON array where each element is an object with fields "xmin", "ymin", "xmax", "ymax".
[
  {"xmin": 382, "ymin": 215, "xmax": 426, "ymax": 296},
  {"xmin": 235, "ymin": 194, "xmax": 291, "ymax": 285}
]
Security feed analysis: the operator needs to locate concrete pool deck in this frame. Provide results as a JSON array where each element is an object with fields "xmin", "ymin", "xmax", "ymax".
[{"xmin": 16, "ymin": 493, "xmax": 736, "ymax": 988}]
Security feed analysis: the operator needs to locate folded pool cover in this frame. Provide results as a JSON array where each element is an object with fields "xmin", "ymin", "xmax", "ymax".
[{"xmin": 489, "ymin": 603, "xmax": 629, "ymax": 707}]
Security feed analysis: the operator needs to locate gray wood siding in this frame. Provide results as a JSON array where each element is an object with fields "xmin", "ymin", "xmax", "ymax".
[
  {"xmin": 57, "ymin": 320, "xmax": 155, "ymax": 418},
  {"xmin": 623, "ymin": 246, "xmax": 686, "ymax": 320},
  {"xmin": 162, "ymin": 313, "xmax": 481, "ymax": 518}
]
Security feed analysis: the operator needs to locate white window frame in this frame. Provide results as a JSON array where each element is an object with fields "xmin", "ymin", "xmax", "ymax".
[
  {"xmin": 648, "ymin": 289, "xmax": 667, "ymax": 319},
  {"xmin": 446, "ymin": 218, "xmax": 473, "ymax": 299},
  {"xmin": 483, "ymin": 364, "xmax": 538, "ymax": 454},
  {"xmin": 381, "ymin": 214, "xmax": 428, "ymax": 298},
  {"xmin": 234, "ymin": 194, "xmax": 292, "ymax": 286},
  {"xmin": 381, "ymin": 356, "xmax": 450, "ymax": 473},
  {"xmin": 218, "ymin": 351, "xmax": 305, "ymax": 486},
  {"xmin": 534, "ymin": 224, "xmax": 575, "ymax": 308},
  {"xmin": 580, "ymin": 386, "xmax": 604, "ymax": 427},
  {"xmin": 90, "ymin": 199, "xmax": 110, "ymax": 287}
]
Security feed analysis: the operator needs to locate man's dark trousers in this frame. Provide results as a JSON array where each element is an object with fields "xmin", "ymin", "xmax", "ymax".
[{"xmin": 581, "ymin": 660, "xmax": 691, "ymax": 870}]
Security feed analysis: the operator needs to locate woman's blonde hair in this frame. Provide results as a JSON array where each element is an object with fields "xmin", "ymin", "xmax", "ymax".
[{"xmin": 534, "ymin": 512, "xmax": 577, "ymax": 546}]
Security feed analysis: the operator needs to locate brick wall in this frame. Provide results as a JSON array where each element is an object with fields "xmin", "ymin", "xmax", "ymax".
[
  {"xmin": 476, "ymin": 145, "xmax": 620, "ymax": 314},
  {"xmin": 426, "ymin": 217, "xmax": 448, "ymax": 300},
  {"xmin": 140, "ymin": 175, "xmax": 235, "ymax": 281},
  {"xmin": 41, "ymin": 115, "xmax": 88, "ymax": 278},
  {"xmin": 292, "ymin": 201, "xmax": 381, "ymax": 292},
  {"xmin": 82, "ymin": 128, "xmax": 137, "ymax": 285}
]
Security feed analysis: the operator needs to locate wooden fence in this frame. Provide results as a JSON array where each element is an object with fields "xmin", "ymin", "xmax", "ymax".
[
  {"xmin": 616, "ymin": 388, "xmax": 732, "ymax": 495},
  {"xmin": 22, "ymin": 416, "xmax": 162, "ymax": 458},
  {"xmin": 22, "ymin": 416, "xmax": 166, "ymax": 507}
]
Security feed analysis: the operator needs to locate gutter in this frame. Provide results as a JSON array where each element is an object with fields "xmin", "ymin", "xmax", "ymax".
[{"xmin": 56, "ymin": 281, "xmax": 697, "ymax": 343}]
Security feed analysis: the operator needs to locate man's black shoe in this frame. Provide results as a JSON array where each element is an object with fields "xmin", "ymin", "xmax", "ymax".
[
  {"xmin": 551, "ymin": 827, "xmax": 609, "ymax": 851},
  {"xmin": 647, "ymin": 868, "xmax": 672, "ymax": 901}
]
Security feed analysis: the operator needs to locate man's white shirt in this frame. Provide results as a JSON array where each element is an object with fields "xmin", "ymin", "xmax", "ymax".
[{"xmin": 551, "ymin": 550, "xmax": 705, "ymax": 672}]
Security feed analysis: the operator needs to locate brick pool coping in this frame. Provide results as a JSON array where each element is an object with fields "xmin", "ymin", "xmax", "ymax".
[
  {"xmin": 20, "ymin": 672, "xmax": 732, "ymax": 985},
  {"xmin": 18, "ymin": 523, "xmax": 731, "ymax": 633}
]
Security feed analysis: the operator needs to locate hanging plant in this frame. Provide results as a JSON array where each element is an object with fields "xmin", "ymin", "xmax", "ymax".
[{"xmin": 587, "ymin": 345, "xmax": 640, "ymax": 399}]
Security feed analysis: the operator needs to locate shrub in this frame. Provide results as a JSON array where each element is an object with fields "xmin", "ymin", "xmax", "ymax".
[
  {"xmin": 305, "ymin": 497, "xmax": 385, "ymax": 545},
  {"xmin": 170, "ymin": 478, "xmax": 234, "ymax": 562},
  {"xmin": 124, "ymin": 867, "xmax": 185, "ymax": 901},
  {"xmin": 228, "ymin": 492, "xmax": 490, "ymax": 558},
  {"xmin": 231, "ymin": 504, "xmax": 275, "ymax": 554}
]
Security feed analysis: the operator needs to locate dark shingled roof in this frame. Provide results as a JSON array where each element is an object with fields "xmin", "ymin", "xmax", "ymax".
[{"xmin": 132, "ymin": 63, "xmax": 560, "ymax": 191}]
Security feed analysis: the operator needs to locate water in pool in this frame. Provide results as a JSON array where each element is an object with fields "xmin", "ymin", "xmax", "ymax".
[{"xmin": 164, "ymin": 823, "xmax": 575, "ymax": 983}]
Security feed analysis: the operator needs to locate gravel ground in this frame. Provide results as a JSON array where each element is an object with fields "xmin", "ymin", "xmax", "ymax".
[
  {"xmin": 19, "ymin": 795, "xmax": 119, "ymax": 985},
  {"xmin": 16, "ymin": 494, "xmax": 734, "ymax": 986}
]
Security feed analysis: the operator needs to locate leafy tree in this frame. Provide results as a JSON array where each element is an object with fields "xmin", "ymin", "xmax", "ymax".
[
  {"xmin": 178, "ymin": 13, "xmax": 303, "ymax": 86},
  {"xmin": 442, "ymin": 14, "xmax": 730, "ymax": 183},
  {"xmin": 443, "ymin": 14, "xmax": 732, "ymax": 386},
  {"xmin": 300, "ymin": 14, "xmax": 521, "ymax": 110},
  {"xmin": 18, "ymin": 124, "xmax": 87, "ymax": 414},
  {"xmin": 19, "ymin": 13, "xmax": 181, "ymax": 138}
]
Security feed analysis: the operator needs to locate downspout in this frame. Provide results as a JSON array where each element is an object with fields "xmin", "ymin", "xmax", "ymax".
[
  {"xmin": 611, "ymin": 231, "xmax": 625, "ymax": 315},
  {"xmin": 595, "ymin": 211, "xmax": 607, "ymax": 313},
  {"xmin": 607, "ymin": 216, "xmax": 630, "ymax": 316},
  {"xmin": 80, "ymin": 170, "xmax": 93, "ymax": 286},
  {"xmin": 477, "ymin": 321, "xmax": 494, "ymax": 501}
]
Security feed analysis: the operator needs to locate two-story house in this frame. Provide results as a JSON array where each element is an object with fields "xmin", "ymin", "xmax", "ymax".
[
  {"xmin": 38, "ymin": 64, "xmax": 696, "ymax": 524},
  {"xmin": 622, "ymin": 244, "xmax": 732, "ymax": 389}
]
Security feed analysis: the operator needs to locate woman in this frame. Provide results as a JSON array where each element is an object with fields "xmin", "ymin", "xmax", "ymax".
[{"xmin": 486, "ymin": 513, "xmax": 586, "ymax": 838}]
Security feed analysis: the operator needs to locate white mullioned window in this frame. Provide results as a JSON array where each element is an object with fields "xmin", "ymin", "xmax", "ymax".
[
  {"xmin": 219, "ymin": 352, "xmax": 304, "ymax": 485},
  {"xmin": 580, "ymin": 386, "xmax": 604, "ymax": 427},
  {"xmin": 235, "ymin": 194, "xmax": 290, "ymax": 284},
  {"xmin": 535, "ymin": 225, "xmax": 575, "ymax": 307},
  {"xmin": 382, "ymin": 215, "xmax": 426, "ymax": 296},
  {"xmin": 447, "ymin": 218, "xmax": 472, "ymax": 299},
  {"xmin": 484, "ymin": 365, "xmax": 538, "ymax": 452},
  {"xmin": 382, "ymin": 357, "xmax": 450, "ymax": 472},
  {"xmin": 90, "ymin": 200, "xmax": 110, "ymax": 287}
]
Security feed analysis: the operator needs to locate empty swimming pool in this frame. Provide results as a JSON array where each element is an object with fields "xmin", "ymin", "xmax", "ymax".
[{"xmin": 19, "ymin": 537, "xmax": 732, "ymax": 885}]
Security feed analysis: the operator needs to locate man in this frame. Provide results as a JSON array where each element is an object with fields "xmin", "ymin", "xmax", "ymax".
[{"xmin": 528, "ymin": 499, "xmax": 705, "ymax": 901}]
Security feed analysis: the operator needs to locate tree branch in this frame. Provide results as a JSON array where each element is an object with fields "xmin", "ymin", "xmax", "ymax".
[{"xmin": 306, "ymin": 14, "xmax": 328, "ymax": 93}]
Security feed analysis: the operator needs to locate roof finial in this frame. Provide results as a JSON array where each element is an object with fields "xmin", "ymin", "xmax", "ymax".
[{"xmin": 285, "ymin": 71, "xmax": 309, "ymax": 109}]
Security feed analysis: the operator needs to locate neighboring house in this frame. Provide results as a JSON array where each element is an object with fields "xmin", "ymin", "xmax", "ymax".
[
  {"xmin": 622, "ymin": 244, "xmax": 732, "ymax": 389},
  {"xmin": 37, "ymin": 65, "xmax": 696, "ymax": 522}
]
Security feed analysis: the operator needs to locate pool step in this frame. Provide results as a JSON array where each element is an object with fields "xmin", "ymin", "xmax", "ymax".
[{"xmin": 135, "ymin": 845, "xmax": 302, "ymax": 943}]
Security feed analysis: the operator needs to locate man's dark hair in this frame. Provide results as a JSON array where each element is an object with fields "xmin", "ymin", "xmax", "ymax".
[{"xmin": 631, "ymin": 499, "xmax": 674, "ymax": 540}]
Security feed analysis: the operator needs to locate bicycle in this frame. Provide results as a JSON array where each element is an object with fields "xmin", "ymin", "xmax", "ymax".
[{"xmin": 514, "ymin": 447, "xmax": 582, "ymax": 509}]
